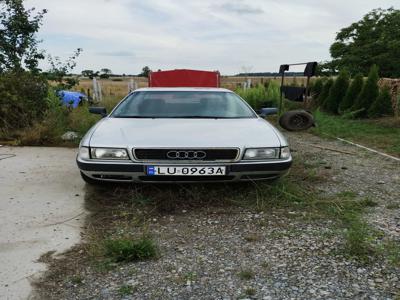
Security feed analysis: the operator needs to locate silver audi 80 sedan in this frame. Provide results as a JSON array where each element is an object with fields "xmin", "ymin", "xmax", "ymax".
[{"xmin": 76, "ymin": 88, "xmax": 292, "ymax": 183}]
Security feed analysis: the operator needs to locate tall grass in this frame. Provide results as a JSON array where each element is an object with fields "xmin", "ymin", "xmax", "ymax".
[{"xmin": 236, "ymin": 82, "xmax": 280, "ymax": 110}]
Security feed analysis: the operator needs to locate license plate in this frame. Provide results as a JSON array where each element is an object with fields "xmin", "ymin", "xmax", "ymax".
[{"xmin": 146, "ymin": 166, "xmax": 226, "ymax": 176}]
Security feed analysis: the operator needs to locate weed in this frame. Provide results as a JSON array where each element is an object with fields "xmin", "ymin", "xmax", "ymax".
[
  {"xmin": 341, "ymin": 212, "xmax": 377, "ymax": 262},
  {"xmin": 238, "ymin": 269, "xmax": 255, "ymax": 280},
  {"xmin": 386, "ymin": 202, "xmax": 400, "ymax": 210},
  {"xmin": 104, "ymin": 236, "xmax": 157, "ymax": 262},
  {"xmin": 243, "ymin": 233, "xmax": 261, "ymax": 242},
  {"xmin": 118, "ymin": 284, "xmax": 135, "ymax": 296},
  {"xmin": 245, "ymin": 287, "xmax": 256, "ymax": 296},
  {"xmin": 69, "ymin": 275, "xmax": 83, "ymax": 285}
]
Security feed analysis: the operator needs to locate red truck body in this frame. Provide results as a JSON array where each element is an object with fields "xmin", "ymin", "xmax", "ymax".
[{"xmin": 148, "ymin": 69, "xmax": 220, "ymax": 88}]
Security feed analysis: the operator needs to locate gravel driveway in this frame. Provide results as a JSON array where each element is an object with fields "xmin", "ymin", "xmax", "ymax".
[{"xmin": 34, "ymin": 132, "xmax": 400, "ymax": 300}]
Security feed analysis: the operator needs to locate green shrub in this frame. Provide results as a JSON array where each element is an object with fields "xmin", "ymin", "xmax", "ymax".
[
  {"xmin": 353, "ymin": 65, "xmax": 379, "ymax": 117},
  {"xmin": 339, "ymin": 73, "xmax": 364, "ymax": 113},
  {"xmin": 324, "ymin": 70, "xmax": 350, "ymax": 114},
  {"xmin": 104, "ymin": 236, "xmax": 157, "ymax": 262},
  {"xmin": 316, "ymin": 78, "xmax": 334, "ymax": 107},
  {"xmin": 311, "ymin": 77, "xmax": 326, "ymax": 99},
  {"xmin": 18, "ymin": 89, "xmax": 68, "ymax": 145},
  {"xmin": 368, "ymin": 86, "xmax": 394, "ymax": 118},
  {"xmin": 0, "ymin": 71, "xmax": 49, "ymax": 132}
]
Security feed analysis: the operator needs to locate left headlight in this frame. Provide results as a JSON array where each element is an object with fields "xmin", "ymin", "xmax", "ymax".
[
  {"xmin": 243, "ymin": 148, "xmax": 280, "ymax": 160},
  {"xmin": 90, "ymin": 148, "xmax": 129, "ymax": 160}
]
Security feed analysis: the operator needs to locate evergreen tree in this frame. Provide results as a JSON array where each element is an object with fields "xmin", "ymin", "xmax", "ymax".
[
  {"xmin": 353, "ymin": 65, "xmax": 380, "ymax": 117},
  {"xmin": 311, "ymin": 78, "xmax": 325, "ymax": 99},
  {"xmin": 368, "ymin": 86, "xmax": 393, "ymax": 117},
  {"xmin": 316, "ymin": 78, "xmax": 334, "ymax": 107},
  {"xmin": 324, "ymin": 69, "xmax": 350, "ymax": 114},
  {"xmin": 339, "ymin": 73, "xmax": 364, "ymax": 113}
]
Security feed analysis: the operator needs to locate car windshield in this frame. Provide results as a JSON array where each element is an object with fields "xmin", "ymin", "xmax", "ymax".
[{"xmin": 111, "ymin": 91, "xmax": 256, "ymax": 119}]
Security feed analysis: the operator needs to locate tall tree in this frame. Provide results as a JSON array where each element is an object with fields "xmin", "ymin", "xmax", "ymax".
[
  {"xmin": 324, "ymin": 69, "xmax": 350, "ymax": 114},
  {"xmin": 0, "ymin": 0, "xmax": 47, "ymax": 73},
  {"xmin": 353, "ymin": 65, "xmax": 380, "ymax": 116},
  {"xmin": 330, "ymin": 8, "xmax": 400, "ymax": 78},
  {"xmin": 339, "ymin": 73, "xmax": 364, "ymax": 113}
]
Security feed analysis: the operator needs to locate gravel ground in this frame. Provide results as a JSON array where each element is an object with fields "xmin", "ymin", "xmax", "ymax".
[{"xmin": 34, "ymin": 132, "xmax": 400, "ymax": 300}]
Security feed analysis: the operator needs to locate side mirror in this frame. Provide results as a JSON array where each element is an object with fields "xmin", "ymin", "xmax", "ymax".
[
  {"xmin": 89, "ymin": 107, "xmax": 107, "ymax": 117},
  {"xmin": 259, "ymin": 107, "xmax": 278, "ymax": 118}
]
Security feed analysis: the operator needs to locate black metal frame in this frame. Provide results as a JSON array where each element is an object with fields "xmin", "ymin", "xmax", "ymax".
[{"xmin": 278, "ymin": 62, "xmax": 317, "ymax": 114}]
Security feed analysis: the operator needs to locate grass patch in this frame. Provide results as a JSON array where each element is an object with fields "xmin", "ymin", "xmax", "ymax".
[
  {"xmin": 103, "ymin": 236, "xmax": 157, "ymax": 262},
  {"xmin": 238, "ymin": 269, "xmax": 255, "ymax": 280},
  {"xmin": 118, "ymin": 284, "xmax": 135, "ymax": 296},
  {"xmin": 312, "ymin": 110, "xmax": 400, "ymax": 156}
]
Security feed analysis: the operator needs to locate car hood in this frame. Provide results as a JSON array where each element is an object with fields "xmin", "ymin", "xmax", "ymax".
[{"xmin": 88, "ymin": 118, "xmax": 285, "ymax": 149}]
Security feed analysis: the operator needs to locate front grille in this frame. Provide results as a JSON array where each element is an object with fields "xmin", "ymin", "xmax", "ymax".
[{"xmin": 134, "ymin": 149, "xmax": 239, "ymax": 161}]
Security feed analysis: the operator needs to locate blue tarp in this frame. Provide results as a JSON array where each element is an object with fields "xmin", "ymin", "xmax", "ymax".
[{"xmin": 58, "ymin": 91, "xmax": 87, "ymax": 108}]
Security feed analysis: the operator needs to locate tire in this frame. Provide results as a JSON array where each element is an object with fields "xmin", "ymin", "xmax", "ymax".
[
  {"xmin": 80, "ymin": 171, "xmax": 103, "ymax": 185},
  {"xmin": 279, "ymin": 110, "xmax": 314, "ymax": 131}
]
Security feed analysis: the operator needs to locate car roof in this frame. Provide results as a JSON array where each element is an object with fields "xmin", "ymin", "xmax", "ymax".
[{"xmin": 134, "ymin": 87, "xmax": 233, "ymax": 93}]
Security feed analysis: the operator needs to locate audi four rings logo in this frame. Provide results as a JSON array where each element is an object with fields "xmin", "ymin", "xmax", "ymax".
[{"xmin": 166, "ymin": 150, "xmax": 207, "ymax": 159}]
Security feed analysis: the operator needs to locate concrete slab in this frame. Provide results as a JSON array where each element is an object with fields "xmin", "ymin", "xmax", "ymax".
[{"xmin": 0, "ymin": 146, "xmax": 86, "ymax": 300}]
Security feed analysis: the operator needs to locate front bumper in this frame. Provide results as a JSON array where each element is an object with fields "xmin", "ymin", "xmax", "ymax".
[{"xmin": 77, "ymin": 157, "xmax": 292, "ymax": 183}]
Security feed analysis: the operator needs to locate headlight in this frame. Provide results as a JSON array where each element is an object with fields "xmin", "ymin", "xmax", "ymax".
[
  {"xmin": 90, "ymin": 148, "xmax": 129, "ymax": 160},
  {"xmin": 243, "ymin": 148, "xmax": 280, "ymax": 160},
  {"xmin": 78, "ymin": 147, "xmax": 90, "ymax": 160},
  {"xmin": 280, "ymin": 147, "xmax": 291, "ymax": 159}
]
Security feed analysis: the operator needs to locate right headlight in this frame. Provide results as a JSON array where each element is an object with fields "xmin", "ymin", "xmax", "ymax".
[{"xmin": 280, "ymin": 146, "xmax": 291, "ymax": 159}]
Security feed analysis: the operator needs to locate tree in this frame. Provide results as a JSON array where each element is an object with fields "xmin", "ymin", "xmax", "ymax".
[
  {"xmin": 324, "ymin": 70, "xmax": 350, "ymax": 114},
  {"xmin": 329, "ymin": 8, "xmax": 400, "ymax": 78},
  {"xmin": 139, "ymin": 66, "xmax": 151, "ymax": 77},
  {"xmin": 353, "ymin": 65, "xmax": 379, "ymax": 116},
  {"xmin": 46, "ymin": 48, "xmax": 82, "ymax": 90},
  {"xmin": 100, "ymin": 68, "xmax": 112, "ymax": 79},
  {"xmin": 368, "ymin": 86, "xmax": 393, "ymax": 118},
  {"xmin": 339, "ymin": 73, "xmax": 364, "ymax": 113},
  {"xmin": 81, "ymin": 69, "xmax": 98, "ymax": 79},
  {"xmin": 316, "ymin": 78, "xmax": 334, "ymax": 107},
  {"xmin": 0, "ymin": 0, "xmax": 47, "ymax": 73}
]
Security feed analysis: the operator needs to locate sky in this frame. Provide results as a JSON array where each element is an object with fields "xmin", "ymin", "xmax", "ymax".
[{"xmin": 26, "ymin": 0, "xmax": 398, "ymax": 75}]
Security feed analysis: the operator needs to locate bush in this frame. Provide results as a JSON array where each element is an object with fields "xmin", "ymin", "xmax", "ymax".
[
  {"xmin": 339, "ymin": 73, "xmax": 364, "ymax": 113},
  {"xmin": 0, "ymin": 71, "xmax": 49, "ymax": 132},
  {"xmin": 316, "ymin": 78, "xmax": 334, "ymax": 107},
  {"xmin": 324, "ymin": 70, "xmax": 350, "ymax": 114},
  {"xmin": 353, "ymin": 65, "xmax": 379, "ymax": 117},
  {"xmin": 368, "ymin": 86, "xmax": 394, "ymax": 117},
  {"xmin": 18, "ymin": 89, "xmax": 69, "ymax": 145}
]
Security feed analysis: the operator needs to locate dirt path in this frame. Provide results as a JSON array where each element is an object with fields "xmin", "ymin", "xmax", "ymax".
[
  {"xmin": 0, "ymin": 147, "xmax": 86, "ymax": 300},
  {"xmin": 33, "ymin": 133, "xmax": 400, "ymax": 299}
]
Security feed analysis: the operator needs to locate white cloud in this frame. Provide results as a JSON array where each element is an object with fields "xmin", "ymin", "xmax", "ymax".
[{"xmin": 26, "ymin": 0, "xmax": 399, "ymax": 74}]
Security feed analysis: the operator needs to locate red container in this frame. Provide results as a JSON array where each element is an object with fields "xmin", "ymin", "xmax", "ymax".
[{"xmin": 149, "ymin": 69, "xmax": 220, "ymax": 88}]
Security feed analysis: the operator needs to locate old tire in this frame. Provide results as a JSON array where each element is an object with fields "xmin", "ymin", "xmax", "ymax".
[{"xmin": 279, "ymin": 110, "xmax": 314, "ymax": 131}]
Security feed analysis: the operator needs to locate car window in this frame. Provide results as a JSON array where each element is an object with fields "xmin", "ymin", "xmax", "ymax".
[{"xmin": 111, "ymin": 91, "xmax": 256, "ymax": 118}]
